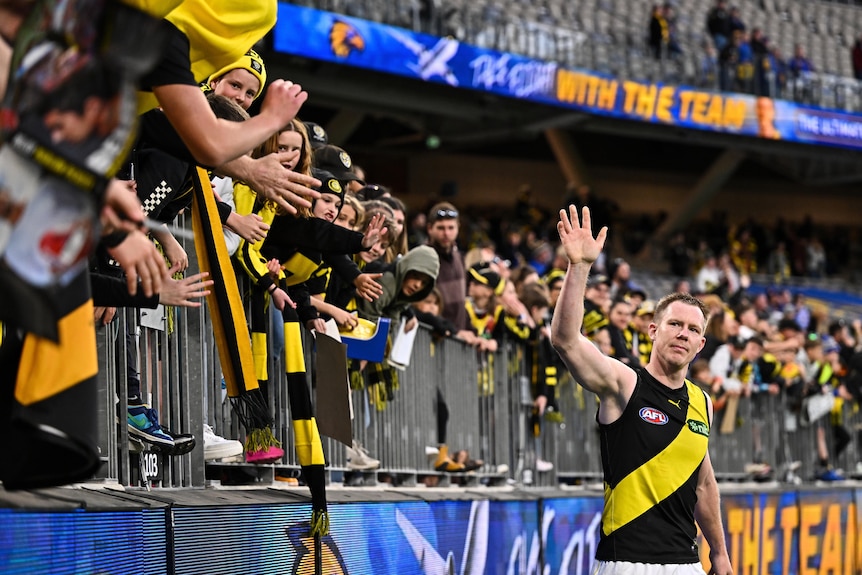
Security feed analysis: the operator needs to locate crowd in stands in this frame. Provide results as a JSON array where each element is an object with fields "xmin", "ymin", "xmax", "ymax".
[
  {"xmin": 317, "ymin": 0, "xmax": 862, "ymax": 109},
  {"xmin": 650, "ymin": 0, "xmax": 824, "ymax": 98}
]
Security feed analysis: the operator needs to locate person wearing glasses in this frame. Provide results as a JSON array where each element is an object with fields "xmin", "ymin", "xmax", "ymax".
[{"xmin": 426, "ymin": 202, "xmax": 476, "ymax": 344}]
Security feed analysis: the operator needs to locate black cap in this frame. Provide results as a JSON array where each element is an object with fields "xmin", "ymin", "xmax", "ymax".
[
  {"xmin": 468, "ymin": 264, "xmax": 505, "ymax": 296},
  {"xmin": 587, "ymin": 274, "xmax": 610, "ymax": 288},
  {"xmin": 311, "ymin": 168, "xmax": 345, "ymax": 203},
  {"xmin": 304, "ymin": 122, "xmax": 329, "ymax": 149},
  {"xmin": 312, "ymin": 145, "xmax": 364, "ymax": 184}
]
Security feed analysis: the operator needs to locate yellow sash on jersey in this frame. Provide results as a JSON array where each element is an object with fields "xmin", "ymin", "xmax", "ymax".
[{"xmin": 603, "ymin": 381, "xmax": 709, "ymax": 535}]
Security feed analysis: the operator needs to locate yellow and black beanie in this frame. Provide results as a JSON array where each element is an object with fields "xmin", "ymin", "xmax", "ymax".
[
  {"xmin": 469, "ymin": 264, "xmax": 505, "ymax": 296},
  {"xmin": 207, "ymin": 49, "xmax": 267, "ymax": 99},
  {"xmin": 312, "ymin": 168, "xmax": 345, "ymax": 215}
]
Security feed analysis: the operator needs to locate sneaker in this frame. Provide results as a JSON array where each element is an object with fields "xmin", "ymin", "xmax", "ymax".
[
  {"xmin": 162, "ymin": 427, "xmax": 196, "ymax": 456},
  {"xmin": 275, "ymin": 474, "xmax": 299, "ymax": 486},
  {"xmin": 128, "ymin": 405, "xmax": 175, "ymax": 449},
  {"xmin": 203, "ymin": 425, "xmax": 243, "ymax": 461},
  {"xmin": 433, "ymin": 445, "xmax": 464, "ymax": 472},
  {"xmin": 536, "ymin": 459, "xmax": 555, "ymax": 472},
  {"xmin": 246, "ymin": 445, "xmax": 284, "ymax": 464},
  {"xmin": 346, "ymin": 441, "xmax": 380, "ymax": 470},
  {"xmin": 817, "ymin": 469, "xmax": 844, "ymax": 482},
  {"xmin": 744, "ymin": 462, "xmax": 771, "ymax": 475}
]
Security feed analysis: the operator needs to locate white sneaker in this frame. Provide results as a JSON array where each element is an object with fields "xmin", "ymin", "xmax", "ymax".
[
  {"xmin": 346, "ymin": 440, "xmax": 380, "ymax": 470},
  {"xmin": 203, "ymin": 424, "xmax": 243, "ymax": 461},
  {"xmin": 536, "ymin": 459, "xmax": 554, "ymax": 472}
]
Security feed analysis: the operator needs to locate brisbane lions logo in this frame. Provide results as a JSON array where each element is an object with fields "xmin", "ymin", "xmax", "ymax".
[{"xmin": 330, "ymin": 21, "xmax": 365, "ymax": 58}]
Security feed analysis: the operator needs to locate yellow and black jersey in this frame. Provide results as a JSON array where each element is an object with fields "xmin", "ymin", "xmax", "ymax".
[
  {"xmin": 596, "ymin": 369, "xmax": 710, "ymax": 563},
  {"xmin": 583, "ymin": 299, "xmax": 608, "ymax": 337},
  {"xmin": 625, "ymin": 325, "xmax": 653, "ymax": 366},
  {"xmin": 526, "ymin": 322, "xmax": 557, "ymax": 401},
  {"xmin": 465, "ymin": 300, "xmax": 530, "ymax": 343}
]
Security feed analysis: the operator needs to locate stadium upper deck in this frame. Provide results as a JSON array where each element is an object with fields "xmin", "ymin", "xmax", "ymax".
[{"xmin": 292, "ymin": 0, "xmax": 862, "ymax": 112}]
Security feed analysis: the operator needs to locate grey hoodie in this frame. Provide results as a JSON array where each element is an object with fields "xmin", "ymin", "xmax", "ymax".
[{"xmin": 358, "ymin": 245, "xmax": 440, "ymax": 322}]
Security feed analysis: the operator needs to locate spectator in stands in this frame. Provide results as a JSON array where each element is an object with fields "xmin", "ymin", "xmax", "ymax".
[
  {"xmin": 802, "ymin": 337, "xmax": 847, "ymax": 481},
  {"xmin": 380, "ymin": 195, "xmax": 408, "ymax": 260},
  {"xmin": 583, "ymin": 274, "xmax": 612, "ymax": 338},
  {"xmin": 663, "ymin": 3, "xmax": 683, "ymax": 58},
  {"xmin": 718, "ymin": 30, "xmax": 742, "ymax": 91},
  {"xmin": 766, "ymin": 241, "xmax": 792, "ymax": 283},
  {"xmin": 706, "ymin": 0, "xmax": 732, "ymax": 51},
  {"xmin": 606, "ymin": 298, "xmax": 640, "ymax": 366},
  {"xmin": 357, "ymin": 245, "xmax": 439, "ymax": 332},
  {"xmin": 695, "ymin": 251, "xmax": 721, "ymax": 294},
  {"xmin": 511, "ymin": 264, "xmax": 541, "ymax": 298},
  {"xmin": 358, "ymin": 200, "xmax": 397, "ymax": 266},
  {"xmin": 789, "ymin": 43, "xmax": 814, "ymax": 77},
  {"xmin": 412, "ymin": 287, "xmax": 458, "ymax": 339},
  {"xmin": 407, "ymin": 211, "xmax": 428, "ymax": 249},
  {"xmin": 649, "ymin": 3, "xmax": 682, "ymax": 60},
  {"xmin": 730, "ymin": 227, "xmax": 757, "ymax": 275},
  {"xmin": 698, "ymin": 41, "xmax": 720, "ymax": 89},
  {"xmin": 728, "ymin": 6, "xmax": 745, "ymax": 35},
  {"xmin": 853, "ymin": 35, "xmax": 862, "ymax": 81},
  {"xmin": 649, "ymin": 4, "xmax": 670, "ymax": 60},
  {"xmin": 750, "ymin": 28, "xmax": 771, "ymax": 96},
  {"xmin": 521, "ymin": 283, "xmax": 558, "ymax": 473},
  {"xmin": 690, "ymin": 358, "xmax": 734, "ymax": 415},
  {"xmin": 465, "ymin": 265, "xmax": 529, "ymax": 353},
  {"xmin": 736, "ymin": 336, "xmax": 779, "ymax": 478},
  {"xmin": 426, "ymin": 202, "xmax": 474, "ymax": 341},
  {"xmin": 673, "ymin": 278, "xmax": 692, "ymax": 294},
  {"xmin": 666, "ymin": 232, "xmax": 692, "ymax": 277},
  {"xmin": 734, "ymin": 30, "xmax": 754, "ymax": 93},
  {"xmin": 829, "ymin": 319, "xmax": 861, "ymax": 369},
  {"xmin": 630, "ymin": 299, "xmax": 655, "ymax": 366},
  {"xmin": 717, "ymin": 252, "xmax": 743, "ymax": 302},
  {"xmin": 544, "ymin": 270, "xmax": 565, "ymax": 311},
  {"xmin": 607, "ymin": 257, "xmax": 635, "ymax": 300},
  {"xmin": 701, "ymin": 307, "xmax": 740, "ymax": 363},
  {"xmin": 805, "ymin": 236, "xmax": 827, "ymax": 278},
  {"xmin": 767, "ymin": 44, "xmax": 789, "ymax": 99}
]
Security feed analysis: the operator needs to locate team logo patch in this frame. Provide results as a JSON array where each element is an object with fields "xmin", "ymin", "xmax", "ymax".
[
  {"xmin": 313, "ymin": 125, "xmax": 326, "ymax": 139},
  {"xmin": 639, "ymin": 407, "xmax": 669, "ymax": 425},
  {"xmin": 687, "ymin": 419, "xmax": 710, "ymax": 437},
  {"xmin": 327, "ymin": 179, "xmax": 342, "ymax": 193},
  {"xmin": 249, "ymin": 58, "xmax": 263, "ymax": 74},
  {"xmin": 339, "ymin": 151, "xmax": 352, "ymax": 168}
]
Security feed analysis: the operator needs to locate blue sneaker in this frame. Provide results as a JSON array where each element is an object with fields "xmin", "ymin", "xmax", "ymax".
[
  {"xmin": 816, "ymin": 469, "xmax": 844, "ymax": 482},
  {"xmin": 128, "ymin": 405, "xmax": 175, "ymax": 448}
]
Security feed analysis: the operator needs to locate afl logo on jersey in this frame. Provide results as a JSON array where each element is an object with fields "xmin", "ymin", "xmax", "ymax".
[{"xmin": 639, "ymin": 407, "xmax": 669, "ymax": 425}]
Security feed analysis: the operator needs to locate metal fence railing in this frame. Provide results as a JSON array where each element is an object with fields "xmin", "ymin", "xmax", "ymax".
[{"xmin": 94, "ymin": 283, "xmax": 862, "ymax": 489}]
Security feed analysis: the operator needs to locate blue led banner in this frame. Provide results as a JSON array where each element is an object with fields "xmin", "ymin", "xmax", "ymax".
[
  {"xmin": 274, "ymin": 3, "xmax": 862, "ymax": 151},
  {"xmin": 2, "ymin": 491, "xmax": 861, "ymax": 573}
]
